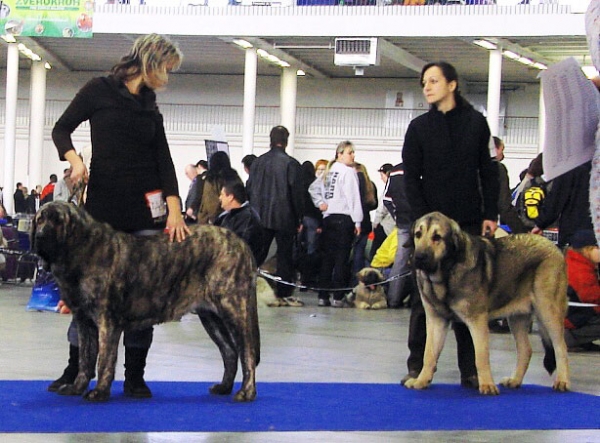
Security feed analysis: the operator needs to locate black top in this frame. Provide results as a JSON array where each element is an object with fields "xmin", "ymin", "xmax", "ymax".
[
  {"xmin": 246, "ymin": 148, "xmax": 305, "ymax": 232},
  {"xmin": 383, "ymin": 163, "xmax": 413, "ymax": 228},
  {"xmin": 52, "ymin": 76, "xmax": 179, "ymax": 232},
  {"xmin": 402, "ymin": 98, "xmax": 499, "ymax": 225},
  {"xmin": 534, "ymin": 161, "xmax": 593, "ymax": 246},
  {"xmin": 214, "ymin": 203, "xmax": 263, "ymax": 264}
]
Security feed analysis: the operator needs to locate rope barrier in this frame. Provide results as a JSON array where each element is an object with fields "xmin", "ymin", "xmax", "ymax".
[
  {"xmin": 257, "ymin": 268, "xmax": 599, "ymax": 307},
  {"xmin": 257, "ymin": 268, "xmax": 412, "ymax": 293}
]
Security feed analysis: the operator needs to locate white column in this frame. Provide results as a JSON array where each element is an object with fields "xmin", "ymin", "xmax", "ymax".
[
  {"xmin": 242, "ymin": 48, "xmax": 257, "ymax": 157},
  {"xmin": 280, "ymin": 67, "xmax": 297, "ymax": 156},
  {"xmin": 538, "ymin": 83, "xmax": 545, "ymax": 154},
  {"xmin": 3, "ymin": 43, "xmax": 19, "ymax": 215},
  {"xmin": 486, "ymin": 48, "xmax": 502, "ymax": 137},
  {"xmin": 29, "ymin": 61, "xmax": 47, "ymax": 191}
]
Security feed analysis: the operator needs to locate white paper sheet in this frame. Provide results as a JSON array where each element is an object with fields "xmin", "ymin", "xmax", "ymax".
[{"xmin": 540, "ymin": 57, "xmax": 600, "ymax": 181}]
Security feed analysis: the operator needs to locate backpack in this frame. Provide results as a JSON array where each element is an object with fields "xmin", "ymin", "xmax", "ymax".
[{"xmin": 523, "ymin": 185, "xmax": 545, "ymax": 220}]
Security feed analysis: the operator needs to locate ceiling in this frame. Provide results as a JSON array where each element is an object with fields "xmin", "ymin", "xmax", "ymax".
[{"xmin": 1, "ymin": 30, "xmax": 591, "ymax": 87}]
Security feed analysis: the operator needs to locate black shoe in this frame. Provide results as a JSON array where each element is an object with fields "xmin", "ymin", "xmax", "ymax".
[
  {"xmin": 123, "ymin": 378, "xmax": 152, "ymax": 398},
  {"xmin": 460, "ymin": 375, "xmax": 479, "ymax": 389},
  {"xmin": 124, "ymin": 347, "xmax": 152, "ymax": 398},
  {"xmin": 48, "ymin": 345, "xmax": 79, "ymax": 392},
  {"xmin": 568, "ymin": 342, "xmax": 600, "ymax": 353}
]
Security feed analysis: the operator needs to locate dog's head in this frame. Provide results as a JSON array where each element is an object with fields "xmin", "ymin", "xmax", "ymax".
[
  {"xmin": 411, "ymin": 212, "xmax": 465, "ymax": 274},
  {"xmin": 31, "ymin": 202, "xmax": 88, "ymax": 266},
  {"xmin": 356, "ymin": 267, "xmax": 384, "ymax": 289}
]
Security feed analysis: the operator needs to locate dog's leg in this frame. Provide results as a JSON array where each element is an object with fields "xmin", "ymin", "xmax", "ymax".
[
  {"xmin": 404, "ymin": 300, "xmax": 449, "ymax": 390},
  {"xmin": 58, "ymin": 315, "xmax": 97, "ymax": 396},
  {"xmin": 370, "ymin": 300, "xmax": 388, "ymax": 310},
  {"xmin": 462, "ymin": 313, "xmax": 499, "ymax": 395},
  {"xmin": 84, "ymin": 318, "xmax": 122, "ymax": 402},
  {"xmin": 198, "ymin": 310, "xmax": 238, "ymax": 396},
  {"xmin": 534, "ymin": 308, "xmax": 570, "ymax": 392},
  {"xmin": 500, "ymin": 314, "xmax": 532, "ymax": 389}
]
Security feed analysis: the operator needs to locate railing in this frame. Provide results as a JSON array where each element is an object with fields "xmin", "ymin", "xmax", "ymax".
[{"xmin": 0, "ymin": 99, "xmax": 539, "ymax": 147}]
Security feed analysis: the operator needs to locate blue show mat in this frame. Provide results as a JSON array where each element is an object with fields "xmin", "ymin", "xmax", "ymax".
[{"xmin": 0, "ymin": 381, "xmax": 598, "ymax": 433}]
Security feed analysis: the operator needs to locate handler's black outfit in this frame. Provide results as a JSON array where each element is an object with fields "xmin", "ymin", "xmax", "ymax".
[
  {"xmin": 51, "ymin": 75, "xmax": 180, "ymax": 397},
  {"xmin": 402, "ymin": 96, "xmax": 499, "ymax": 385}
]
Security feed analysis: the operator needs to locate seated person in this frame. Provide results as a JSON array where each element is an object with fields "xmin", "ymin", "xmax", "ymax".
[
  {"xmin": 214, "ymin": 178, "xmax": 263, "ymax": 264},
  {"xmin": 564, "ymin": 229, "xmax": 600, "ymax": 352}
]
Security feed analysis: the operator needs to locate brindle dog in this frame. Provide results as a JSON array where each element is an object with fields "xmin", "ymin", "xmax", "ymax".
[{"xmin": 32, "ymin": 201, "xmax": 260, "ymax": 402}]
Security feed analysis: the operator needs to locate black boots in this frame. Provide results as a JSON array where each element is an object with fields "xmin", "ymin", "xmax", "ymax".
[
  {"xmin": 48, "ymin": 344, "xmax": 79, "ymax": 392},
  {"xmin": 123, "ymin": 347, "xmax": 152, "ymax": 398}
]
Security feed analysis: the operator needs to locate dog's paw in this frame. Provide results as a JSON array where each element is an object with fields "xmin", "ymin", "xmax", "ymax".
[
  {"xmin": 499, "ymin": 376, "xmax": 522, "ymax": 389},
  {"xmin": 478, "ymin": 382, "xmax": 500, "ymax": 395},
  {"xmin": 233, "ymin": 388, "xmax": 257, "ymax": 402},
  {"xmin": 209, "ymin": 383, "xmax": 233, "ymax": 396},
  {"xmin": 56, "ymin": 384, "xmax": 85, "ymax": 396},
  {"xmin": 83, "ymin": 388, "xmax": 111, "ymax": 402},
  {"xmin": 553, "ymin": 379, "xmax": 570, "ymax": 392},
  {"xmin": 403, "ymin": 377, "xmax": 430, "ymax": 390}
]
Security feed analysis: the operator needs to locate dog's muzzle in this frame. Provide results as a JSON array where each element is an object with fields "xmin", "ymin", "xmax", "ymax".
[{"xmin": 413, "ymin": 251, "xmax": 438, "ymax": 273}]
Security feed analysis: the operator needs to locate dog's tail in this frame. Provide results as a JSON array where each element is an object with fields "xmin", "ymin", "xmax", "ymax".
[{"xmin": 541, "ymin": 337, "xmax": 556, "ymax": 375}]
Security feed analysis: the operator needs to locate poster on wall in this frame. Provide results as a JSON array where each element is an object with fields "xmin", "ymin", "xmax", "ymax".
[
  {"xmin": 0, "ymin": 0, "xmax": 93, "ymax": 38},
  {"xmin": 205, "ymin": 140, "xmax": 230, "ymax": 167}
]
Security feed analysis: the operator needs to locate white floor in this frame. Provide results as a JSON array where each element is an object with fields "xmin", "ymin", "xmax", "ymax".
[{"xmin": 0, "ymin": 283, "xmax": 598, "ymax": 443}]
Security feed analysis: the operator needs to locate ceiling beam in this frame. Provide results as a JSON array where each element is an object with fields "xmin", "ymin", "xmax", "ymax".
[{"xmin": 377, "ymin": 38, "xmax": 427, "ymax": 74}]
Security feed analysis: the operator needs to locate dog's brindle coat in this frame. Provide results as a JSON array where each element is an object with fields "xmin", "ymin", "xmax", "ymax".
[
  {"xmin": 32, "ymin": 202, "xmax": 260, "ymax": 402},
  {"xmin": 405, "ymin": 211, "xmax": 570, "ymax": 395}
]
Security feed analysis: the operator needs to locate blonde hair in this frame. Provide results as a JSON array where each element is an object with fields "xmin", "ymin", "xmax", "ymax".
[
  {"xmin": 335, "ymin": 140, "xmax": 355, "ymax": 158},
  {"xmin": 354, "ymin": 162, "xmax": 376, "ymax": 206},
  {"xmin": 111, "ymin": 34, "xmax": 183, "ymax": 89}
]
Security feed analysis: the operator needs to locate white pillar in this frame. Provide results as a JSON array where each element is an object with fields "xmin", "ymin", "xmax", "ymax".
[
  {"xmin": 486, "ymin": 49, "xmax": 502, "ymax": 137},
  {"xmin": 242, "ymin": 48, "xmax": 257, "ymax": 157},
  {"xmin": 538, "ymin": 83, "xmax": 545, "ymax": 154},
  {"xmin": 3, "ymin": 43, "xmax": 19, "ymax": 215},
  {"xmin": 29, "ymin": 61, "xmax": 47, "ymax": 191},
  {"xmin": 280, "ymin": 67, "xmax": 297, "ymax": 156}
]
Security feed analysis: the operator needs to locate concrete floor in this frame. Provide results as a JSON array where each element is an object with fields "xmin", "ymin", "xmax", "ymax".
[{"xmin": 0, "ymin": 282, "xmax": 598, "ymax": 443}]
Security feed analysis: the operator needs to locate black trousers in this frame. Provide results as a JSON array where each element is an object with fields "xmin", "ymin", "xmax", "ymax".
[
  {"xmin": 405, "ymin": 221, "xmax": 480, "ymax": 378},
  {"xmin": 258, "ymin": 228, "xmax": 296, "ymax": 299},
  {"xmin": 317, "ymin": 214, "xmax": 355, "ymax": 301}
]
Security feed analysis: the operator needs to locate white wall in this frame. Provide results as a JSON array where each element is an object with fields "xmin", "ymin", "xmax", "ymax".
[{"xmin": 0, "ymin": 69, "xmax": 541, "ymax": 210}]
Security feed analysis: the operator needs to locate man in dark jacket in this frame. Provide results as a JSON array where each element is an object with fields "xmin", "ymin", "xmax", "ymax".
[
  {"xmin": 214, "ymin": 178, "xmax": 262, "ymax": 263},
  {"xmin": 246, "ymin": 125, "xmax": 305, "ymax": 307}
]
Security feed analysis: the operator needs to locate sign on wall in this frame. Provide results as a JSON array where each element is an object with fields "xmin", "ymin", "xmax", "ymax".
[{"xmin": 0, "ymin": 0, "xmax": 93, "ymax": 38}]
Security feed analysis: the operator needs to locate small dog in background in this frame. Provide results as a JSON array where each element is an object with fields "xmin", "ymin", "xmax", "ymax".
[{"xmin": 352, "ymin": 267, "xmax": 388, "ymax": 309}]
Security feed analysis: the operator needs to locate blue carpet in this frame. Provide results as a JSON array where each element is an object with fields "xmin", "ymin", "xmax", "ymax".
[{"xmin": 0, "ymin": 381, "xmax": 598, "ymax": 433}]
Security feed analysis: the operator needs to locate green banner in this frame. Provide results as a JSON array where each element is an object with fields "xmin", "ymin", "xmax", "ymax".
[{"xmin": 0, "ymin": 0, "xmax": 93, "ymax": 38}]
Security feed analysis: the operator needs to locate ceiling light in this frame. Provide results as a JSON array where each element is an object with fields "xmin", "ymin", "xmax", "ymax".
[
  {"xmin": 518, "ymin": 56, "xmax": 534, "ymax": 66},
  {"xmin": 296, "ymin": 69, "xmax": 306, "ymax": 76},
  {"xmin": 232, "ymin": 39, "xmax": 253, "ymax": 49},
  {"xmin": 256, "ymin": 49, "xmax": 269, "ymax": 58},
  {"xmin": 44, "ymin": 62, "xmax": 52, "ymax": 70},
  {"xmin": 582, "ymin": 65, "xmax": 599, "ymax": 79},
  {"xmin": 2, "ymin": 34, "xmax": 16, "ymax": 43},
  {"xmin": 502, "ymin": 50, "xmax": 520, "ymax": 60},
  {"xmin": 532, "ymin": 62, "xmax": 547, "ymax": 70},
  {"xmin": 279, "ymin": 61, "xmax": 290, "ymax": 68},
  {"xmin": 473, "ymin": 39, "xmax": 497, "ymax": 50}
]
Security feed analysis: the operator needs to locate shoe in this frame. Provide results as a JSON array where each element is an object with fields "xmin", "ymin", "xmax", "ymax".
[
  {"xmin": 124, "ymin": 347, "xmax": 152, "ymax": 398},
  {"xmin": 400, "ymin": 370, "xmax": 420, "ymax": 385},
  {"xmin": 48, "ymin": 344, "xmax": 79, "ymax": 392},
  {"xmin": 318, "ymin": 298, "xmax": 331, "ymax": 307},
  {"xmin": 460, "ymin": 375, "xmax": 479, "ymax": 389},
  {"xmin": 281, "ymin": 296, "xmax": 305, "ymax": 307},
  {"xmin": 330, "ymin": 298, "xmax": 345, "ymax": 308},
  {"xmin": 123, "ymin": 378, "xmax": 152, "ymax": 398},
  {"xmin": 267, "ymin": 298, "xmax": 285, "ymax": 307}
]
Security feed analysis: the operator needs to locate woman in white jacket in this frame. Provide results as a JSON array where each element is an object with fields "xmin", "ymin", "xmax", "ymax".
[{"xmin": 309, "ymin": 141, "xmax": 363, "ymax": 307}]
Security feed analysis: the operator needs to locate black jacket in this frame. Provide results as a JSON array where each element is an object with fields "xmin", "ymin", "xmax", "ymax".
[
  {"xmin": 534, "ymin": 161, "xmax": 593, "ymax": 246},
  {"xmin": 52, "ymin": 75, "xmax": 179, "ymax": 232},
  {"xmin": 402, "ymin": 98, "xmax": 499, "ymax": 225},
  {"xmin": 214, "ymin": 202, "xmax": 263, "ymax": 263},
  {"xmin": 246, "ymin": 148, "xmax": 304, "ymax": 232}
]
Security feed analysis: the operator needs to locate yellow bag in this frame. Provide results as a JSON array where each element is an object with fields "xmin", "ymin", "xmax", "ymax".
[{"xmin": 370, "ymin": 227, "xmax": 398, "ymax": 268}]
